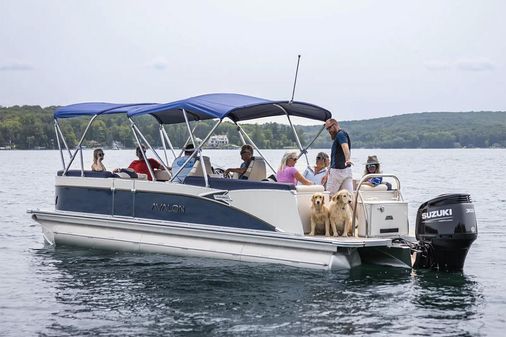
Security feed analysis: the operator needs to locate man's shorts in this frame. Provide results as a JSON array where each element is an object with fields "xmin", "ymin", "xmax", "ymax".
[{"xmin": 326, "ymin": 167, "xmax": 353, "ymax": 195}]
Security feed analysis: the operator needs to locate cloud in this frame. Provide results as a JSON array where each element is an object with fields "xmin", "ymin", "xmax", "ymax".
[
  {"xmin": 145, "ymin": 57, "xmax": 169, "ymax": 71},
  {"xmin": 456, "ymin": 58, "xmax": 495, "ymax": 71},
  {"xmin": 424, "ymin": 60, "xmax": 450, "ymax": 71},
  {"xmin": 0, "ymin": 61, "xmax": 34, "ymax": 71}
]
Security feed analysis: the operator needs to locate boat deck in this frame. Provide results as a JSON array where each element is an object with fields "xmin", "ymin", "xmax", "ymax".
[{"xmin": 302, "ymin": 234, "xmax": 397, "ymax": 248}]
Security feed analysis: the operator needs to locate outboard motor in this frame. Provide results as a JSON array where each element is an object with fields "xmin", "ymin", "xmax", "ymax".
[{"xmin": 413, "ymin": 194, "xmax": 477, "ymax": 271}]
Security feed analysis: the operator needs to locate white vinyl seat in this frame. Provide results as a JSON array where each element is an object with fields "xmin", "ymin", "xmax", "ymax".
[
  {"xmin": 115, "ymin": 172, "xmax": 132, "ymax": 179},
  {"xmin": 242, "ymin": 157, "xmax": 267, "ymax": 181},
  {"xmin": 188, "ymin": 156, "xmax": 213, "ymax": 177},
  {"xmin": 136, "ymin": 173, "xmax": 148, "ymax": 180},
  {"xmin": 154, "ymin": 169, "xmax": 172, "ymax": 181},
  {"xmin": 360, "ymin": 184, "xmax": 388, "ymax": 191}
]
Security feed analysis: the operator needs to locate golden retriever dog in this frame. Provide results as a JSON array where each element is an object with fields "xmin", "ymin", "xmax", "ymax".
[
  {"xmin": 309, "ymin": 192, "xmax": 330, "ymax": 236},
  {"xmin": 328, "ymin": 190, "xmax": 354, "ymax": 237}
]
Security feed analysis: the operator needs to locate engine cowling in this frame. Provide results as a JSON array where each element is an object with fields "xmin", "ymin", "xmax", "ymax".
[{"xmin": 413, "ymin": 194, "xmax": 477, "ymax": 271}]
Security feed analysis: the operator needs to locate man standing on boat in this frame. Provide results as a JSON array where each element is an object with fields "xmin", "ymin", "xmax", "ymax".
[{"xmin": 321, "ymin": 118, "xmax": 353, "ymax": 195}]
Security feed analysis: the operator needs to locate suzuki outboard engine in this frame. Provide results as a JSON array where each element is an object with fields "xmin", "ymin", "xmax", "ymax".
[{"xmin": 413, "ymin": 194, "xmax": 477, "ymax": 271}]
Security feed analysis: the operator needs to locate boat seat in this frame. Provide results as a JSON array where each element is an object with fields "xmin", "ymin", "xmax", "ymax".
[
  {"xmin": 295, "ymin": 185, "xmax": 325, "ymax": 193},
  {"xmin": 360, "ymin": 184, "xmax": 388, "ymax": 191},
  {"xmin": 113, "ymin": 170, "xmax": 148, "ymax": 180},
  {"xmin": 242, "ymin": 157, "xmax": 267, "ymax": 181},
  {"xmin": 184, "ymin": 175, "xmax": 296, "ymax": 191},
  {"xmin": 295, "ymin": 185, "xmax": 329, "ymax": 234},
  {"xmin": 154, "ymin": 169, "xmax": 172, "ymax": 181},
  {"xmin": 57, "ymin": 170, "xmax": 118, "ymax": 178},
  {"xmin": 188, "ymin": 156, "xmax": 214, "ymax": 177},
  {"xmin": 115, "ymin": 172, "xmax": 133, "ymax": 179},
  {"xmin": 355, "ymin": 189, "xmax": 400, "ymax": 202}
]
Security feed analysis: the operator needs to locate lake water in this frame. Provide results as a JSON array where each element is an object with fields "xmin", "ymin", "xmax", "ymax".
[{"xmin": 1, "ymin": 148, "xmax": 505, "ymax": 336}]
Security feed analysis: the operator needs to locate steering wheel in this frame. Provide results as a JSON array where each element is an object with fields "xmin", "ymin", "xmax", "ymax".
[{"xmin": 214, "ymin": 168, "xmax": 233, "ymax": 179}]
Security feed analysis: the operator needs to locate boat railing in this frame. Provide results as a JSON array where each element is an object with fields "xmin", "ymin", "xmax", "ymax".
[{"xmin": 352, "ymin": 174, "xmax": 403, "ymax": 237}]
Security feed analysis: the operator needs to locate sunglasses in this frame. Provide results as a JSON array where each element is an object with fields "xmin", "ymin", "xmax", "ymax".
[
  {"xmin": 316, "ymin": 156, "xmax": 324, "ymax": 160},
  {"xmin": 290, "ymin": 157, "xmax": 298, "ymax": 161},
  {"xmin": 98, "ymin": 153, "xmax": 104, "ymax": 157},
  {"xmin": 366, "ymin": 164, "xmax": 377, "ymax": 169},
  {"xmin": 326, "ymin": 124, "xmax": 336, "ymax": 131}
]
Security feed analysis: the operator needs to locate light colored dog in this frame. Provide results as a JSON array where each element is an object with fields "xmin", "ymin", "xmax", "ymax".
[
  {"xmin": 309, "ymin": 192, "xmax": 330, "ymax": 236},
  {"xmin": 328, "ymin": 190, "xmax": 354, "ymax": 237}
]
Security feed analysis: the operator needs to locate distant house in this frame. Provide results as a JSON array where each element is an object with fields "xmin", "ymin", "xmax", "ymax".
[
  {"xmin": 112, "ymin": 140, "xmax": 124, "ymax": 150},
  {"xmin": 208, "ymin": 135, "xmax": 229, "ymax": 148}
]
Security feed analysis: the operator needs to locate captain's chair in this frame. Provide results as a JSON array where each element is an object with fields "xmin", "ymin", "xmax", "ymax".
[
  {"xmin": 154, "ymin": 169, "xmax": 172, "ymax": 181},
  {"xmin": 242, "ymin": 157, "xmax": 267, "ymax": 181},
  {"xmin": 188, "ymin": 156, "xmax": 213, "ymax": 177}
]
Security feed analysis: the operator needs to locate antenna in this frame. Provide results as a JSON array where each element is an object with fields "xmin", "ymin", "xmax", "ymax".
[{"xmin": 290, "ymin": 54, "xmax": 301, "ymax": 103}]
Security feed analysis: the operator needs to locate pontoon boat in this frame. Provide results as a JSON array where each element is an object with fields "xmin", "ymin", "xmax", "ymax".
[{"xmin": 29, "ymin": 94, "xmax": 478, "ymax": 270}]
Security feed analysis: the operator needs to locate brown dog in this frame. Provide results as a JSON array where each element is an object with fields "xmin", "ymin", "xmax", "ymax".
[
  {"xmin": 328, "ymin": 190, "xmax": 354, "ymax": 237},
  {"xmin": 309, "ymin": 192, "xmax": 330, "ymax": 236}
]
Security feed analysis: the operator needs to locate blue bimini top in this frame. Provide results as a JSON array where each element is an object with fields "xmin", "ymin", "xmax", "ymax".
[
  {"xmin": 127, "ymin": 93, "xmax": 332, "ymax": 124},
  {"xmin": 54, "ymin": 102, "xmax": 157, "ymax": 119},
  {"xmin": 53, "ymin": 93, "xmax": 332, "ymax": 124}
]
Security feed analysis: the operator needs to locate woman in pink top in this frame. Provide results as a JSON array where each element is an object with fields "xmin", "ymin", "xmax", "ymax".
[{"xmin": 276, "ymin": 151, "xmax": 313, "ymax": 185}]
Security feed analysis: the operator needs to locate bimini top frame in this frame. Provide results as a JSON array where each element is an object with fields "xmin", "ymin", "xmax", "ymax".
[
  {"xmin": 54, "ymin": 93, "xmax": 332, "ymax": 185},
  {"xmin": 53, "ymin": 102, "xmax": 163, "ymax": 177},
  {"xmin": 126, "ymin": 93, "xmax": 332, "ymax": 184}
]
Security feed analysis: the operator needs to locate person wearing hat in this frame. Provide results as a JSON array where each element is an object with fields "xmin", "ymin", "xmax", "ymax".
[
  {"xmin": 171, "ymin": 143, "xmax": 197, "ymax": 183},
  {"xmin": 363, "ymin": 155, "xmax": 383, "ymax": 187},
  {"xmin": 362, "ymin": 155, "xmax": 392, "ymax": 189},
  {"xmin": 321, "ymin": 118, "xmax": 353, "ymax": 195},
  {"xmin": 302, "ymin": 152, "xmax": 330, "ymax": 185}
]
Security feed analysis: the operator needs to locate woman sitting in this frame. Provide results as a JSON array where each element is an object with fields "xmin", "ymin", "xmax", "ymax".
[
  {"xmin": 302, "ymin": 152, "xmax": 329, "ymax": 185},
  {"xmin": 362, "ymin": 155, "xmax": 391, "ymax": 190},
  {"xmin": 91, "ymin": 148, "xmax": 106, "ymax": 172},
  {"xmin": 276, "ymin": 151, "xmax": 312, "ymax": 185}
]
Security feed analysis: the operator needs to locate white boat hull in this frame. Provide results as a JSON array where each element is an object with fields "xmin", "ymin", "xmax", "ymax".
[{"xmin": 30, "ymin": 210, "xmax": 411, "ymax": 270}]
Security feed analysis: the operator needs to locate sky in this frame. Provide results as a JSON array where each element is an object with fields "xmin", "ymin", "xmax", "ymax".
[{"xmin": 1, "ymin": 0, "xmax": 505, "ymax": 122}]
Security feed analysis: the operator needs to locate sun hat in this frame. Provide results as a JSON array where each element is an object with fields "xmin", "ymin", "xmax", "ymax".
[
  {"xmin": 366, "ymin": 155, "xmax": 380, "ymax": 165},
  {"xmin": 184, "ymin": 143, "xmax": 195, "ymax": 152}
]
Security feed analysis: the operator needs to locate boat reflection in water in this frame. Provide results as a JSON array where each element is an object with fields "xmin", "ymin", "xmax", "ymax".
[{"xmin": 34, "ymin": 246, "xmax": 482, "ymax": 336}]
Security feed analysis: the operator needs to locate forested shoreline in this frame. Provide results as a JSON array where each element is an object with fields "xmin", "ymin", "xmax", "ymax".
[{"xmin": 0, "ymin": 106, "xmax": 505, "ymax": 149}]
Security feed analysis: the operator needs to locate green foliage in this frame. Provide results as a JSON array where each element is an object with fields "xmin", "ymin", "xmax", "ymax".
[
  {"xmin": 0, "ymin": 106, "xmax": 505, "ymax": 149},
  {"xmin": 303, "ymin": 111, "xmax": 506, "ymax": 148}
]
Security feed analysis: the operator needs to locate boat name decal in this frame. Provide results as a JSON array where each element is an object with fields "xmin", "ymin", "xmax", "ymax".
[
  {"xmin": 213, "ymin": 193, "xmax": 232, "ymax": 204},
  {"xmin": 421, "ymin": 208, "xmax": 452, "ymax": 220},
  {"xmin": 152, "ymin": 202, "xmax": 185, "ymax": 214}
]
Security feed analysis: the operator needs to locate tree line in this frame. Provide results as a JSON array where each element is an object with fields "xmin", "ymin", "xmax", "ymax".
[{"xmin": 0, "ymin": 105, "xmax": 505, "ymax": 149}]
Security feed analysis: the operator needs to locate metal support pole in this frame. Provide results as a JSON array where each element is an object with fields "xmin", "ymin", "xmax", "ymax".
[
  {"xmin": 55, "ymin": 120, "xmax": 72, "ymax": 159},
  {"xmin": 130, "ymin": 120, "xmax": 171, "ymax": 180},
  {"xmin": 159, "ymin": 125, "xmax": 169, "ymax": 166},
  {"xmin": 161, "ymin": 127, "xmax": 177, "ymax": 159},
  {"xmin": 129, "ymin": 123, "xmax": 155, "ymax": 181},
  {"xmin": 236, "ymin": 124, "xmax": 276, "ymax": 175},
  {"xmin": 63, "ymin": 115, "xmax": 98, "ymax": 175},
  {"xmin": 79, "ymin": 144, "xmax": 84, "ymax": 177},
  {"xmin": 237, "ymin": 124, "xmax": 246, "ymax": 145},
  {"xmin": 54, "ymin": 120, "xmax": 65, "ymax": 170},
  {"xmin": 274, "ymin": 104, "xmax": 309, "ymax": 166}
]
